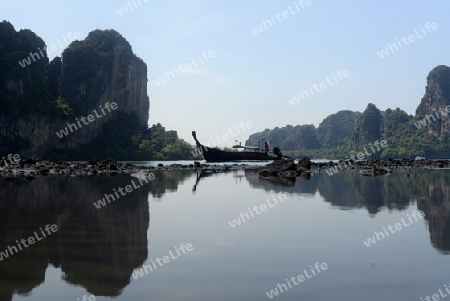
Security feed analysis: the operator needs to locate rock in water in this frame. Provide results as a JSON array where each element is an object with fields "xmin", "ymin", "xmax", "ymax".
[
  {"xmin": 258, "ymin": 159, "xmax": 307, "ymax": 179},
  {"xmin": 297, "ymin": 157, "xmax": 311, "ymax": 172}
]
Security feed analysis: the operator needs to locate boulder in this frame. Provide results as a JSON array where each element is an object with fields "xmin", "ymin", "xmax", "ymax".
[{"xmin": 297, "ymin": 157, "xmax": 312, "ymax": 172}]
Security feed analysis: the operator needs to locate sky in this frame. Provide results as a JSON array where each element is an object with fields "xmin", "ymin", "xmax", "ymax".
[{"xmin": 2, "ymin": 0, "xmax": 450, "ymax": 147}]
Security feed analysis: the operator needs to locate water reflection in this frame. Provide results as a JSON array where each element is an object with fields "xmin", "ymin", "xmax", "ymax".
[
  {"xmin": 234, "ymin": 169, "xmax": 448, "ymax": 253},
  {"xmin": 192, "ymin": 170, "xmax": 218, "ymax": 193},
  {"xmin": 417, "ymin": 173, "xmax": 450, "ymax": 254},
  {"xmin": 0, "ymin": 171, "xmax": 192, "ymax": 300},
  {"xmin": 146, "ymin": 170, "xmax": 194, "ymax": 199},
  {"xmin": 172, "ymin": 168, "xmax": 449, "ymax": 256},
  {"xmin": 244, "ymin": 169, "xmax": 449, "ymax": 213},
  {"xmin": 1, "ymin": 168, "xmax": 450, "ymax": 300}
]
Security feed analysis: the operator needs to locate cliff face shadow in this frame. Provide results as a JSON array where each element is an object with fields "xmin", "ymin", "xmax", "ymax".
[{"xmin": 0, "ymin": 171, "xmax": 194, "ymax": 300}]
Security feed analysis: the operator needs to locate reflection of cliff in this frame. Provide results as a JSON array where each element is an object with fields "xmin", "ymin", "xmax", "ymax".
[
  {"xmin": 417, "ymin": 174, "xmax": 450, "ymax": 254},
  {"xmin": 243, "ymin": 168, "xmax": 450, "ymax": 254},
  {"xmin": 58, "ymin": 182, "xmax": 149, "ymax": 296},
  {"xmin": 245, "ymin": 169, "xmax": 446, "ymax": 214},
  {"xmin": 245, "ymin": 169, "xmax": 320, "ymax": 196},
  {"xmin": 0, "ymin": 170, "xmax": 197, "ymax": 300},
  {"xmin": 0, "ymin": 214, "xmax": 58, "ymax": 301},
  {"xmin": 318, "ymin": 171, "xmax": 388, "ymax": 214},
  {"xmin": 319, "ymin": 170, "xmax": 450, "ymax": 215},
  {"xmin": 0, "ymin": 175, "xmax": 150, "ymax": 300},
  {"xmin": 147, "ymin": 170, "xmax": 195, "ymax": 199}
]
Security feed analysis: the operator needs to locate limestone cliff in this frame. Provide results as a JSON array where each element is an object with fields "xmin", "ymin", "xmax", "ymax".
[
  {"xmin": 416, "ymin": 65, "xmax": 450, "ymax": 138},
  {"xmin": 0, "ymin": 21, "xmax": 149, "ymax": 158},
  {"xmin": 352, "ymin": 103, "xmax": 382, "ymax": 145},
  {"xmin": 60, "ymin": 29, "xmax": 149, "ymax": 126}
]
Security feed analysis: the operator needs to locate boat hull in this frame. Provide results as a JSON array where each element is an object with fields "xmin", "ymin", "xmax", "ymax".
[{"xmin": 200, "ymin": 147, "xmax": 281, "ymax": 162}]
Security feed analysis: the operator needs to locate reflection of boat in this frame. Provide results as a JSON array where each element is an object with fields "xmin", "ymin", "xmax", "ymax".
[
  {"xmin": 192, "ymin": 131, "xmax": 283, "ymax": 162},
  {"xmin": 192, "ymin": 169, "xmax": 218, "ymax": 192},
  {"xmin": 192, "ymin": 168, "xmax": 261, "ymax": 192}
]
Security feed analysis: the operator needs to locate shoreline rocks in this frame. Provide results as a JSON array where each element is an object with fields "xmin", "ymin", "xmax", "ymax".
[
  {"xmin": 314, "ymin": 158, "xmax": 450, "ymax": 171},
  {"xmin": 0, "ymin": 157, "xmax": 449, "ymax": 180},
  {"xmin": 258, "ymin": 158, "xmax": 312, "ymax": 178},
  {"xmin": 0, "ymin": 158, "xmax": 260, "ymax": 180},
  {"xmin": 257, "ymin": 157, "xmax": 450, "ymax": 179}
]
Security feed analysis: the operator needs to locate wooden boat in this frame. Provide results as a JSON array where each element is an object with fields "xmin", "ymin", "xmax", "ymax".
[{"xmin": 192, "ymin": 131, "xmax": 283, "ymax": 162}]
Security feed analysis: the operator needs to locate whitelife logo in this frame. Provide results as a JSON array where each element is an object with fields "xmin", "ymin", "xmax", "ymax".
[
  {"xmin": 190, "ymin": 121, "xmax": 253, "ymax": 158},
  {"xmin": 287, "ymin": 69, "xmax": 350, "ymax": 106},
  {"xmin": 55, "ymin": 102, "xmax": 118, "ymax": 139},
  {"xmin": 77, "ymin": 295, "xmax": 96, "ymax": 301},
  {"xmin": 228, "ymin": 192, "xmax": 291, "ymax": 228},
  {"xmin": 152, "ymin": 51, "xmax": 215, "ymax": 87},
  {"xmin": 362, "ymin": 209, "xmax": 424, "ymax": 247},
  {"xmin": 132, "ymin": 243, "xmax": 193, "ymax": 280},
  {"xmin": 420, "ymin": 283, "xmax": 450, "ymax": 301},
  {"xmin": 115, "ymin": 0, "xmax": 149, "ymax": 16},
  {"xmin": 265, "ymin": 262, "xmax": 328, "ymax": 299},
  {"xmin": 93, "ymin": 172, "xmax": 155, "ymax": 209},
  {"xmin": 325, "ymin": 139, "xmax": 388, "ymax": 176},
  {"xmin": 250, "ymin": 0, "xmax": 313, "ymax": 35},
  {"xmin": 0, "ymin": 224, "xmax": 58, "ymax": 261},
  {"xmin": 376, "ymin": 22, "xmax": 438, "ymax": 58},
  {"xmin": 0, "ymin": 154, "xmax": 20, "ymax": 170},
  {"xmin": 414, "ymin": 106, "xmax": 450, "ymax": 129},
  {"xmin": 18, "ymin": 31, "xmax": 80, "ymax": 68}
]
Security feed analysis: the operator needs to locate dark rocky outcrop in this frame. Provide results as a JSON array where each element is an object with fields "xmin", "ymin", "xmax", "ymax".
[
  {"xmin": 353, "ymin": 103, "xmax": 383, "ymax": 144},
  {"xmin": 416, "ymin": 65, "xmax": 450, "ymax": 138},
  {"xmin": 297, "ymin": 156, "xmax": 312, "ymax": 172},
  {"xmin": 258, "ymin": 159, "xmax": 297, "ymax": 177},
  {"xmin": 0, "ymin": 21, "xmax": 149, "ymax": 158},
  {"xmin": 257, "ymin": 158, "xmax": 312, "ymax": 179},
  {"xmin": 317, "ymin": 110, "xmax": 362, "ymax": 148},
  {"xmin": 60, "ymin": 29, "xmax": 149, "ymax": 126}
]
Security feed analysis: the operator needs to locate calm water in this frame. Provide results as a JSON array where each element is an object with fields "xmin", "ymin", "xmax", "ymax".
[{"xmin": 0, "ymin": 167, "xmax": 449, "ymax": 301}]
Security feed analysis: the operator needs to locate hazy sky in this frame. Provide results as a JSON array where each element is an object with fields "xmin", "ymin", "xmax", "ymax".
[{"xmin": 3, "ymin": 0, "xmax": 449, "ymax": 146}]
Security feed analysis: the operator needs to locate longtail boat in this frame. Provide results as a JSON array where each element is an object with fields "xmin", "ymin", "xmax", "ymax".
[{"xmin": 192, "ymin": 131, "xmax": 283, "ymax": 162}]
